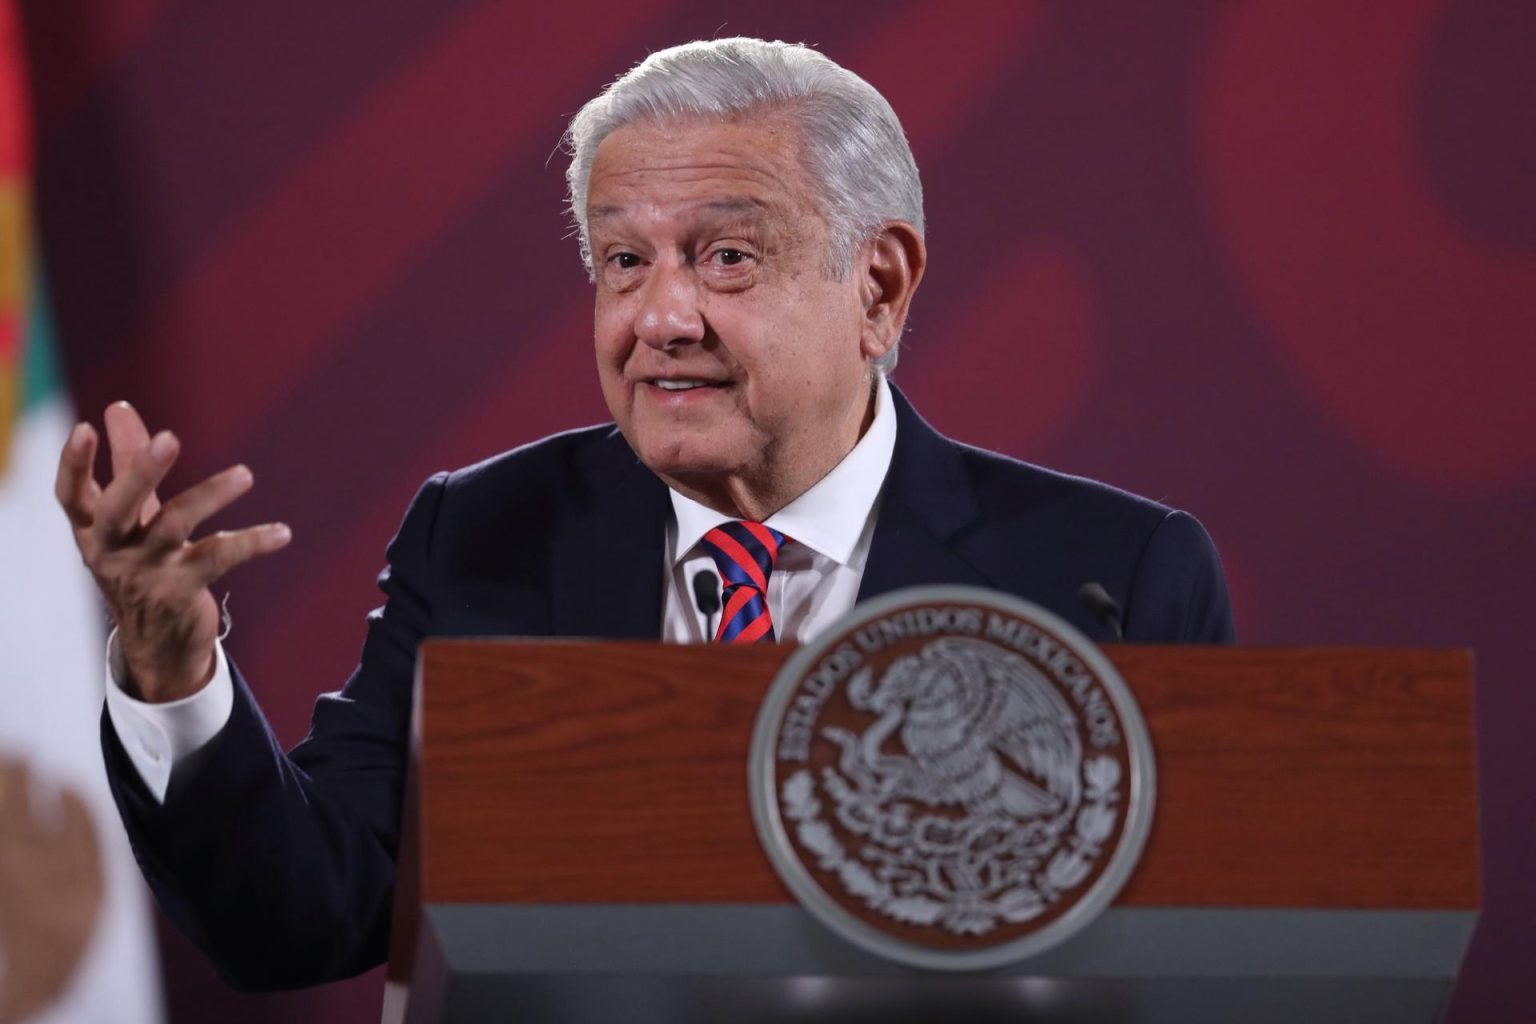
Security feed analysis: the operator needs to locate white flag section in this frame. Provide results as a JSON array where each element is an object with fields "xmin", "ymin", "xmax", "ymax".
[{"xmin": 0, "ymin": 396, "xmax": 165, "ymax": 1023}]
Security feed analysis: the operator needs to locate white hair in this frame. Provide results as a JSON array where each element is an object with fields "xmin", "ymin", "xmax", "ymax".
[{"xmin": 564, "ymin": 37, "xmax": 924, "ymax": 373}]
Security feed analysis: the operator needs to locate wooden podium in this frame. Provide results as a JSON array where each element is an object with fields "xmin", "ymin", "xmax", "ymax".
[{"xmin": 381, "ymin": 642, "xmax": 1478, "ymax": 1024}]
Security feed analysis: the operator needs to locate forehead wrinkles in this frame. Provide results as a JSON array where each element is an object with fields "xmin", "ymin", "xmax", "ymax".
[
  {"xmin": 589, "ymin": 167, "xmax": 802, "ymax": 226},
  {"xmin": 596, "ymin": 156, "xmax": 786, "ymax": 186}
]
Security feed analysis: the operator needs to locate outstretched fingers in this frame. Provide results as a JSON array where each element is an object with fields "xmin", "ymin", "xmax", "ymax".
[
  {"xmin": 54, "ymin": 423, "xmax": 102, "ymax": 530},
  {"xmin": 95, "ymin": 431, "xmax": 179, "ymax": 542},
  {"xmin": 183, "ymin": 522, "xmax": 292, "ymax": 587},
  {"xmin": 144, "ymin": 464, "xmax": 254, "ymax": 551},
  {"xmin": 104, "ymin": 401, "xmax": 162, "ymax": 524}
]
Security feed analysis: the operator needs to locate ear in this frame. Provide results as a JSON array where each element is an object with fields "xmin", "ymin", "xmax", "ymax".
[{"xmin": 858, "ymin": 221, "xmax": 927, "ymax": 364}]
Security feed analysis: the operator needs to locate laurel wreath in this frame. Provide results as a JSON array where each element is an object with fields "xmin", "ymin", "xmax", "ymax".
[{"xmin": 782, "ymin": 755, "xmax": 1122, "ymax": 936}]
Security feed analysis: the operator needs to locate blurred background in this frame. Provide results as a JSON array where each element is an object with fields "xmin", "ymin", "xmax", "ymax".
[{"xmin": 3, "ymin": 0, "xmax": 1531, "ymax": 1020}]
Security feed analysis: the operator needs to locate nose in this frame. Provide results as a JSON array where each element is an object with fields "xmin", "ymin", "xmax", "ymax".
[{"xmin": 633, "ymin": 260, "xmax": 705, "ymax": 350}]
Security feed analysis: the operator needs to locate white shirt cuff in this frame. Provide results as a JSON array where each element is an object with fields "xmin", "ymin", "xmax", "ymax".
[{"xmin": 103, "ymin": 630, "xmax": 235, "ymax": 803}]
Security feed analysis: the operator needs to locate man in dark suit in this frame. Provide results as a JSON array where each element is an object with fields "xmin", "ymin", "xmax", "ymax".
[{"xmin": 56, "ymin": 38, "xmax": 1232, "ymax": 988}]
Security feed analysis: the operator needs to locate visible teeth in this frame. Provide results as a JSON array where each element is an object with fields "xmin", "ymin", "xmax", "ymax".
[{"xmin": 655, "ymin": 379, "xmax": 712, "ymax": 391}]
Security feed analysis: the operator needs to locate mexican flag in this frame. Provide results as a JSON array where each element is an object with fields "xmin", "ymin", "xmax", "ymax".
[{"xmin": 0, "ymin": 2, "xmax": 163, "ymax": 1020}]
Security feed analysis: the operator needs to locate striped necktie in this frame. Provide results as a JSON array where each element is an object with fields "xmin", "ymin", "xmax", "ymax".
[{"xmin": 700, "ymin": 521, "xmax": 787, "ymax": 644}]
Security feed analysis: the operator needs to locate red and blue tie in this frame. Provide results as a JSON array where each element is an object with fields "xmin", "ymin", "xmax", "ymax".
[{"xmin": 701, "ymin": 521, "xmax": 787, "ymax": 644}]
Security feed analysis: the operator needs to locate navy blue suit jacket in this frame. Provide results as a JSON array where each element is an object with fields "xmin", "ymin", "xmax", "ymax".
[{"xmin": 102, "ymin": 389, "xmax": 1232, "ymax": 989}]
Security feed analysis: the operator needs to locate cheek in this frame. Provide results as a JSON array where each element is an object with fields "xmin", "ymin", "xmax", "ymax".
[
  {"xmin": 785, "ymin": 296, "xmax": 864, "ymax": 378},
  {"xmin": 592, "ymin": 309, "xmax": 629, "ymax": 369}
]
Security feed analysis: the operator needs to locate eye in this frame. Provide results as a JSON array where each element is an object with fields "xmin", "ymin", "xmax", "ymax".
[
  {"xmin": 707, "ymin": 247, "xmax": 755, "ymax": 269},
  {"xmin": 608, "ymin": 251, "xmax": 642, "ymax": 270}
]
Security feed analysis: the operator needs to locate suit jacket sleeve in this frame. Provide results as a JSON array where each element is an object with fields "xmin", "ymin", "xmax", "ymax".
[
  {"xmin": 100, "ymin": 471, "xmax": 450, "ymax": 990},
  {"xmin": 1120, "ymin": 509, "xmax": 1235, "ymax": 643}
]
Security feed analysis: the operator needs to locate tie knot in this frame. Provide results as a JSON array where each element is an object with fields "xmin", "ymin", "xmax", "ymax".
[{"xmin": 700, "ymin": 521, "xmax": 785, "ymax": 593}]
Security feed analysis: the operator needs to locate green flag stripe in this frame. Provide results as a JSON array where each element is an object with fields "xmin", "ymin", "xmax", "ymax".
[{"xmin": 21, "ymin": 251, "xmax": 62, "ymax": 411}]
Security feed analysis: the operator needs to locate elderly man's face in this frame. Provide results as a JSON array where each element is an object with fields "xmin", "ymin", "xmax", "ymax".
[{"xmin": 587, "ymin": 116, "xmax": 881, "ymax": 517}]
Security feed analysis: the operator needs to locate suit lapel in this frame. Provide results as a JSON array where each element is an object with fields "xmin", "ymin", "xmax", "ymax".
[
  {"xmin": 859, "ymin": 387, "xmax": 994, "ymax": 601},
  {"xmin": 547, "ymin": 431, "xmax": 669, "ymax": 639}
]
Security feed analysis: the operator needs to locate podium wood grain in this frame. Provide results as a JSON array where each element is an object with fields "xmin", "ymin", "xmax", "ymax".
[{"xmin": 412, "ymin": 642, "xmax": 1477, "ymax": 910}]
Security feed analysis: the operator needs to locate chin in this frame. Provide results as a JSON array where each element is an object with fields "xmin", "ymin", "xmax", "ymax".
[
  {"xmin": 642, "ymin": 452, "xmax": 740, "ymax": 482},
  {"xmin": 634, "ymin": 437, "xmax": 744, "ymax": 483}
]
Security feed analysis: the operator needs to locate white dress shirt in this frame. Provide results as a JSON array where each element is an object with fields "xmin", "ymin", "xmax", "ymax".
[
  {"xmin": 106, "ymin": 374, "xmax": 898, "ymax": 801},
  {"xmin": 663, "ymin": 371, "xmax": 896, "ymax": 643}
]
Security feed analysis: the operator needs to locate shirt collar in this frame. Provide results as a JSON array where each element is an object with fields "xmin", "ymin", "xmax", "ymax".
[{"xmin": 669, "ymin": 372, "xmax": 898, "ymax": 568}]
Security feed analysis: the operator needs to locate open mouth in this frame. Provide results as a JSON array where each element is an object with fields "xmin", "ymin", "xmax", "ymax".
[{"xmin": 650, "ymin": 379, "xmax": 727, "ymax": 392}]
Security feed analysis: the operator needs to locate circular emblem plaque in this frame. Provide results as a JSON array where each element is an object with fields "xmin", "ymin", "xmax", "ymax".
[{"xmin": 749, "ymin": 586, "xmax": 1155, "ymax": 970}]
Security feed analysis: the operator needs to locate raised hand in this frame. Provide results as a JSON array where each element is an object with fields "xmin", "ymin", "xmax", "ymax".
[{"xmin": 53, "ymin": 402, "xmax": 291, "ymax": 703}]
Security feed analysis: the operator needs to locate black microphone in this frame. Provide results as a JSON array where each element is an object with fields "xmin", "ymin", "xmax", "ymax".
[
  {"xmin": 1077, "ymin": 581, "xmax": 1124, "ymax": 642},
  {"xmin": 692, "ymin": 569, "xmax": 721, "ymax": 640}
]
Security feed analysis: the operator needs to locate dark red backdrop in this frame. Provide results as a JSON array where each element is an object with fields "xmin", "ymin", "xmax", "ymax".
[{"xmin": 20, "ymin": 1, "xmax": 1534, "ymax": 1020}]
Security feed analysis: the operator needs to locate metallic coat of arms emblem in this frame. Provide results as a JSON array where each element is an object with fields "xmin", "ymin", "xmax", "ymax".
[{"xmin": 749, "ymin": 586, "xmax": 1155, "ymax": 970}]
